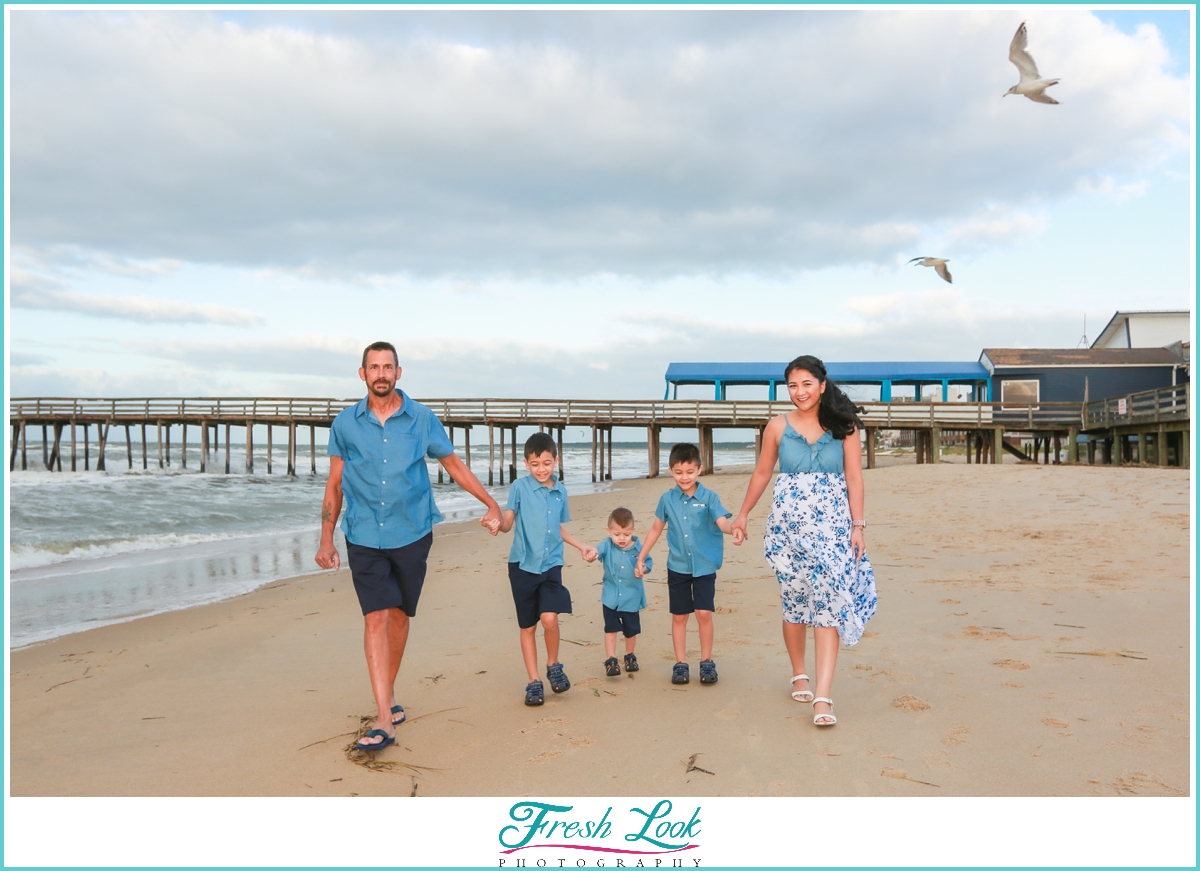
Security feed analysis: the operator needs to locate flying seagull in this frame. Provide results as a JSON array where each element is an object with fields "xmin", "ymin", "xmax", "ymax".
[
  {"xmin": 908, "ymin": 257, "xmax": 952, "ymax": 284},
  {"xmin": 1005, "ymin": 21, "xmax": 1060, "ymax": 104}
]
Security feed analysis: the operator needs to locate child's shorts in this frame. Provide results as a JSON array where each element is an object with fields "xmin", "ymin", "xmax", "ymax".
[
  {"xmin": 508, "ymin": 563, "xmax": 573, "ymax": 629},
  {"xmin": 346, "ymin": 534, "xmax": 433, "ymax": 616},
  {"xmin": 602, "ymin": 605, "xmax": 641, "ymax": 637},
  {"xmin": 667, "ymin": 569, "xmax": 716, "ymax": 615}
]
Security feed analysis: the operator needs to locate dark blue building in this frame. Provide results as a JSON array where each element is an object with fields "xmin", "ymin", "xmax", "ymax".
[{"xmin": 979, "ymin": 348, "xmax": 1188, "ymax": 404}]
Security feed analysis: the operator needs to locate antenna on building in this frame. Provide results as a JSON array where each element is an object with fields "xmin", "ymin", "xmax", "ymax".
[{"xmin": 1076, "ymin": 314, "xmax": 1089, "ymax": 349}]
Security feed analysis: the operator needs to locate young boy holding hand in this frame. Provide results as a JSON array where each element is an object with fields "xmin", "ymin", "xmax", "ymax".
[
  {"xmin": 500, "ymin": 433, "xmax": 597, "ymax": 706},
  {"xmin": 588, "ymin": 507, "xmax": 653, "ymax": 676},
  {"xmin": 636, "ymin": 443, "xmax": 733, "ymax": 686}
]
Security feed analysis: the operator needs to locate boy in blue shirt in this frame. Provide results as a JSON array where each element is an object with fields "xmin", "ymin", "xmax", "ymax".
[
  {"xmin": 500, "ymin": 433, "xmax": 598, "ymax": 706},
  {"xmin": 586, "ymin": 507, "xmax": 653, "ymax": 676},
  {"xmin": 636, "ymin": 443, "xmax": 733, "ymax": 686}
]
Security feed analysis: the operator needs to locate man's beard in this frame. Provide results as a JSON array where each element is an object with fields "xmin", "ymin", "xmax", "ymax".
[{"xmin": 370, "ymin": 379, "xmax": 395, "ymax": 396}]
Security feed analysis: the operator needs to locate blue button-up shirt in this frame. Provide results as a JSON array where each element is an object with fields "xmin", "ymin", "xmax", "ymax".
[
  {"xmin": 654, "ymin": 482, "xmax": 731, "ymax": 576},
  {"xmin": 506, "ymin": 475, "xmax": 570, "ymax": 574},
  {"xmin": 328, "ymin": 391, "xmax": 454, "ymax": 549},
  {"xmin": 597, "ymin": 537, "xmax": 652, "ymax": 612}
]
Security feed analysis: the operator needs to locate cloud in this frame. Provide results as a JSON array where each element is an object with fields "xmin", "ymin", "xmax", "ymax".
[
  {"xmin": 943, "ymin": 205, "xmax": 1049, "ymax": 249},
  {"xmin": 11, "ymin": 269, "xmax": 264, "ymax": 326},
  {"xmin": 9, "ymin": 9, "xmax": 1190, "ymax": 279},
  {"xmin": 11, "ymin": 300, "xmax": 1100, "ymax": 400}
]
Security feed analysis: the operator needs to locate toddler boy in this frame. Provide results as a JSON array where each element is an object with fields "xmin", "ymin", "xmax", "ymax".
[
  {"xmin": 587, "ymin": 507, "xmax": 653, "ymax": 676},
  {"xmin": 500, "ymin": 433, "xmax": 597, "ymax": 705},
  {"xmin": 636, "ymin": 443, "xmax": 733, "ymax": 685}
]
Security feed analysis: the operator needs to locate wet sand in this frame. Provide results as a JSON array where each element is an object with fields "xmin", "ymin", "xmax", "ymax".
[{"xmin": 9, "ymin": 463, "xmax": 1191, "ymax": 797}]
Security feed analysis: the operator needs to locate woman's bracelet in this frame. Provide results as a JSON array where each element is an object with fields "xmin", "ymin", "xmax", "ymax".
[{"xmin": 851, "ymin": 520, "xmax": 866, "ymax": 530}]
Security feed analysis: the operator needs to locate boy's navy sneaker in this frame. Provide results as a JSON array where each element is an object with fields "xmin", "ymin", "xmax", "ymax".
[
  {"xmin": 672, "ymin": 662, "xmax": 690, "ymax": 684},
  {"xmin": 604, "ymin": 657, "xmax": 621, "ymax": 677},
  {"xmin": 547, "ymin": 662, "xmax": 571, "ymax": 693},
  {"xmin": 699, "ymin": 659, "xmax": 718, "ymax": 684},
  {"xmin": 624, "ymin": 653, "xmax": 639, "ymax": 672}
]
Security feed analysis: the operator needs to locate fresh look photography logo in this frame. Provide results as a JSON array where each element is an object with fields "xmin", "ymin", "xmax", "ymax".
[{"xmin": 498, "ymin": 800, "xmax": 703, "ymax": 867}]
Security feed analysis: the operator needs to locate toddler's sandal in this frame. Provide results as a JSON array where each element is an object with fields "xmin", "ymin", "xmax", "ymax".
[{"xmin": 525, "ymin": 680, "xmax": 545, "ymax": 706}]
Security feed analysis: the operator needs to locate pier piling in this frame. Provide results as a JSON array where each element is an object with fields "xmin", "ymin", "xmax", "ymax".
[
  {"xmin": 287, "ymin": 421, "xmax": 296, "ymax": 476},
  {"xmin": 591, "ymin": 426, "xmax": 598, "ymax": 483},
  {"xmin": 246, "ymin": 423, "xmax": 254, "ymax": 474},
  {"xmin": 267, "ymin": 426, "xmax": 273, "ymax": 475},
  {"xmin": 200, "ymin": 422, "xmax": 208, "ymax": 473},
  {"xmin": 226, "ymin": 424, "xmax": 232, "ymax": 474}
]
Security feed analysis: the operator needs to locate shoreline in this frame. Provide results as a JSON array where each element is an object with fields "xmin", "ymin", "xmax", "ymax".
[{"xmin": 10, "ymin": 461, "xmax": 1192, "ymax": 797}]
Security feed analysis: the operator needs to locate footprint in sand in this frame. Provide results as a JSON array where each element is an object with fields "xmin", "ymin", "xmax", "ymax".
[
  {"xmin": 1041, "ymin": 717, "xmax": 1068, "ymax": 728},
  {"xmin": 992, "ymin": 659, "xmax": 1030, "ymax": 670},
  {"xmin": 1003, "ymin": 681, "xmax": 1024, "ymax": 688},
  {"xmin": 892, "ymin": 695, "xmax": 931, "ymax": 712},
  {"xmin": 533, "ymin": 717, "xmax": 571, "ymax": 730},
  {"xmin": 868, "ymin": 668, "xmax": 913, "ymax": 684},
  {"xmin": 940, "ymin": 599, "xmax": 961, "ymax": 605},
  {"xmin": 528, "ymin": 750, "xmax": 563, "ymax": 762},
  {"xmin": 568, "ymin": 736, "xmax": 594, "ymax": 747},
  {"xmin": 714, "ymin": 709, "xmax": 739, "ymax": 720},
  {"xmin": 1111, "ymin": 771, "xmax": 1185, "ymax": 796},
  {"xmin": 922, "ymin": 750, "xmax": 952, "ymax": 769},
  {"xmin": 942, "ymin": 726, "xmax": 969, "ymax": 746}
]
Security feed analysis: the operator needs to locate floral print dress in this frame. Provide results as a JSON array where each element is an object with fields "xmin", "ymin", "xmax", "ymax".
[{"xmin": 763, "ymin": 424, "xmax": 877, "ymax": 646}]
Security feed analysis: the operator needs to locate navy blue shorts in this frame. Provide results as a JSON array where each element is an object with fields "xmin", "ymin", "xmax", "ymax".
[
  {"xmin": 667, "ymin": 569, "xmax": 716, "ymax": 615},
  {"xmin": 346, "ymin": 533, "xmax": 434, "ymax": 616},
  {"xmin": 603, "ymin": 605, "xmax": 641, "ymax": 637},
  {"xmin": 508, "ymin": 563, "xmax": 573, "ymax": 629}
]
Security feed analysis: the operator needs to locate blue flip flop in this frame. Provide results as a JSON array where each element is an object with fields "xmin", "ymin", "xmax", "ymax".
[
  {"xmin": 355, "ymin": 729, "xmax": 395, "ymax": 751},
  {"xmin": 391, "ymin": 704, "xmax": 405, "ymax": 726}
]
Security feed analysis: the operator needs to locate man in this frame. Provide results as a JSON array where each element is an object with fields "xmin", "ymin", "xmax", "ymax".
[{"xmin": 315, "ymin": 341, "xmax": 502, "ymax": 750}]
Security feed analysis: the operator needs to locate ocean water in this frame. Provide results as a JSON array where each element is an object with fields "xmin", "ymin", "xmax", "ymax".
[{"xmin": 7, "ymin": 440, "xmax": 757, "ymax": 647}]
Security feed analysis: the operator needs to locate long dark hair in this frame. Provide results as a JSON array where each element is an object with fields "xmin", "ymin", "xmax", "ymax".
[{"xmin": 784, "ymin": 355, "xmax": 864, "ymax": 440}]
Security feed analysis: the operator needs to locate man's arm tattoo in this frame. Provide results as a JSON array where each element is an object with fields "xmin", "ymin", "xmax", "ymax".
[{"xmin": 322, "ymin": 502, "xmax": 335, "ymax": 524}]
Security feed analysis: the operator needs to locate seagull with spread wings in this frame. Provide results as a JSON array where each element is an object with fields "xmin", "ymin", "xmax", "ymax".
[
  {"xmin": 1004, "ymin": 21, "xmax": 1060, "ymax": 104},
  {"xmin": 907, "ymin": 257, "xmax": 953, "ymax": 284}
]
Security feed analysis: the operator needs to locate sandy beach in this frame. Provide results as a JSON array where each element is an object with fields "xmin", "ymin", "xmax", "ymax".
[{"xmin": 9, "ymin": 462, "xmax": 1191, "ymax": 797}]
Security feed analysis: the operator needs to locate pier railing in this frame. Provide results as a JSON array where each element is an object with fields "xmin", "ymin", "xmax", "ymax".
[
  {"xmin": 8, "ymin": 396, "xmax": 1091, "ymax": 428},
  {"xmin": 1084, "ymin": 384, "xmax": 1190, "ymax": 431}
]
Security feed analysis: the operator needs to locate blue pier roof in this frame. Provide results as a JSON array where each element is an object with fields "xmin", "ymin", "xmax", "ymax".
[{"xmin": 665, "ymin": 361, "xmax": 990, "ymax": 385}]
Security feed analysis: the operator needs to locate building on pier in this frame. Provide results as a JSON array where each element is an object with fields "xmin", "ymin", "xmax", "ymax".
[{"xmin": 979, "ymin": 347, "xmax": 1188, "ymax": 405}]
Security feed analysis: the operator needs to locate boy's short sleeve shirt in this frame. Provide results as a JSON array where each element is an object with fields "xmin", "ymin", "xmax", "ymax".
[
  {"xmin": 505, "ymin": 475, "xmax": 570, "ymax": 573},
  {"xmin": 653, "ymin": 482, "xmax": 731, "ymax": 576},
  {"xmin": 597, "ymin": 537, "xmax": 651, "ymax": 612},
  {"xmin": 328, "ymin": 390, "xmax": 455, "ymax": 549}
]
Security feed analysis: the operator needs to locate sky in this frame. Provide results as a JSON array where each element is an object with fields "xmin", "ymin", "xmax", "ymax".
[{"xmin": 6, "ymin": 7, "xmax": 1194, "ymax": 401}]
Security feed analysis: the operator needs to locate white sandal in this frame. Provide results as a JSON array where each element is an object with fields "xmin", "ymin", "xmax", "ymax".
[
  {"xmin": 790, "ymin": 674, "xmax": 814, "ymax": 703},
  {"xmin": 812, "ymin": 697, "xmax": 837, "ymax": 726}
]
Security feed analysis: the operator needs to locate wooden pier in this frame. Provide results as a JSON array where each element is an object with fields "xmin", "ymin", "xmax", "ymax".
[{"xmin": 8, "ymin": 386, "xmax": 1190, "ymax": 479}]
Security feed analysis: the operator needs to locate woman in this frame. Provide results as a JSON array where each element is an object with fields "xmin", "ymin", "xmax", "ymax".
[{"xmin": 731, "ymin": 355, "xmax": 877, "ymax": 726}]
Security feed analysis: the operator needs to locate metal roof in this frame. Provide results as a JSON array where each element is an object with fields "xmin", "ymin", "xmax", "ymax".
[
  {"xmin": 665, "ymin": 361, "xmax": 990, "ymax": 384},
  {"xmin": 980, "ymin": 348, "xmax": 1185, "ymax": 370}
]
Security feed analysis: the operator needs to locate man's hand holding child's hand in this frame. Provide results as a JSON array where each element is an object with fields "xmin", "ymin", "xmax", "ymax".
[
  {"xmin": 581, "ymin": 546, "xmax": 599, "ymax": 562},
  {"xmin": 634, "ymin": 560, "xmax": 646, "ymax": 578}
]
